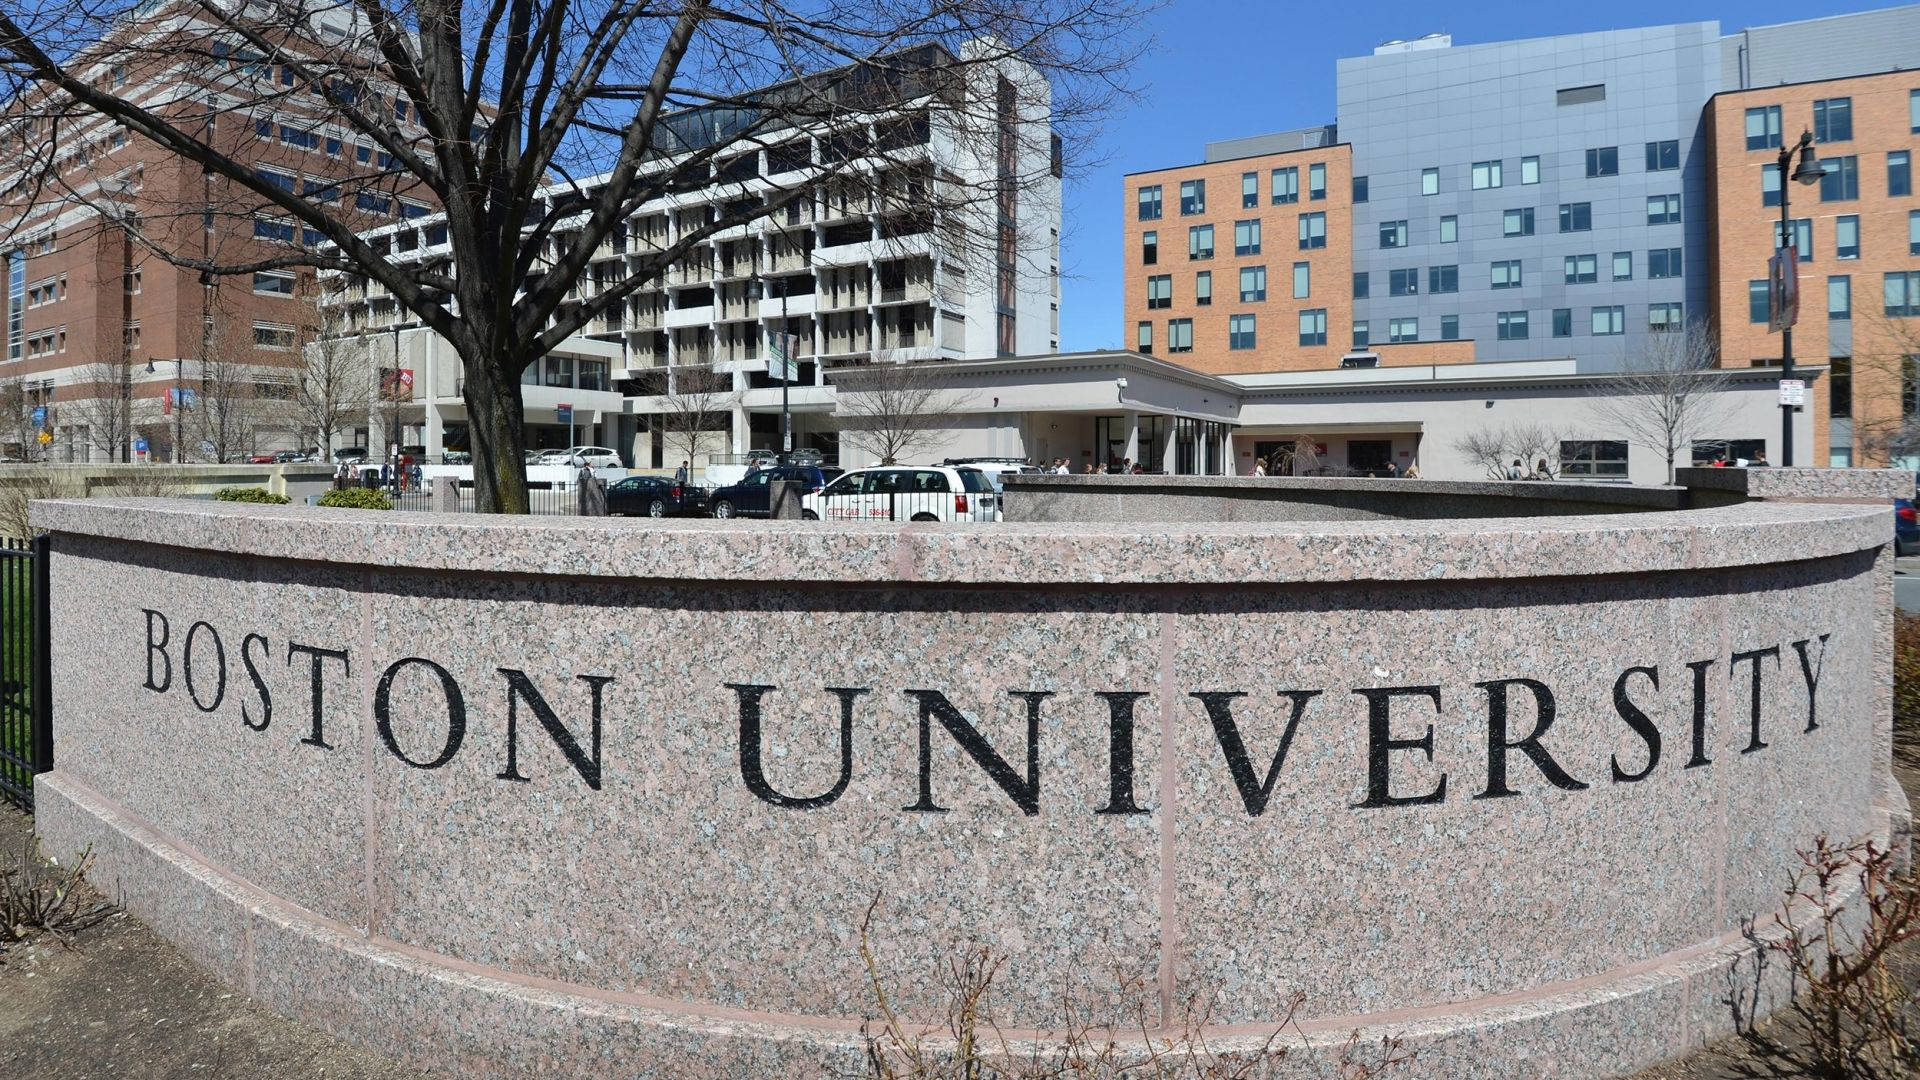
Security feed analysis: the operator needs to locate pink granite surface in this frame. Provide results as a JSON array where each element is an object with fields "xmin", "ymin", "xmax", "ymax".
[
  {"xmin": 27, "ymin": 495, "xmax": 1895, "ymax": 1077},
  {"xmin": 1674, "ymin": 466, "xmax": 1913, "ymax": 501}
]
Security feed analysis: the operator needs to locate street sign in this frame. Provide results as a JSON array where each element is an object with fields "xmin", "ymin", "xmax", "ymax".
[
  {"xmin": 555, "ymin": 403, "xmax": 573, "ymax": 424},
  {"xmin": 1779, "ymin": 379, "xmax": 1807, "ymax": 407},
  {"xmin": 30, "ymin": 406, "xmax": 45, "ymax": 426},
  {"xmin": 36, "ymin": 430, "xmax": 51, "ymax": 445},
  {"xmin": 1767, "ymin": 248, "xmax": 1800, "ymax": 333},
  {"xmin": 134, "ymin": 437, "xmax": 149, "ymax": 454},
  {"xmin": 765, "ymin": 332, "xmax": 798, "ymax": 383}
]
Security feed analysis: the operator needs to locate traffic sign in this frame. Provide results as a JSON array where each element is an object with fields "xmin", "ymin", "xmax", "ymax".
[
  {"xmin": 36, "ymin": 430, "xmax": 52, "ymax": 445},
  {"xmin": 30, "ymin": 406, "xmax": 45, "ymax": 426},
  {"xmin": 1778, "ymin": 379, "xmax": 1807, "ymax": 407},
  {"xmin": 555, "ymin": 403, "xmax": 573, "ymax": 424},
  {"xmin": 134, "ymin": 437, "xmax": 149, "ymax": 454}
]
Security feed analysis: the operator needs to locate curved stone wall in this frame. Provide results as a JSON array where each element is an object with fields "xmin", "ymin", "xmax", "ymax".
[{"xmin": 28, "ymin": 495, "xmax": 1900, "ymax": 1077}]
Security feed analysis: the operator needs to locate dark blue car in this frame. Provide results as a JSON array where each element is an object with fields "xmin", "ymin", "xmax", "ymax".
[{"xmin": 1898, "ymin": 496, "xmax": 1918, "ymax": 556}]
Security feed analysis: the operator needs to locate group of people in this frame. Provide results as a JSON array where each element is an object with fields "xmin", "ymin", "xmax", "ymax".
[{"xmin": 332, "ymin": 449, "xmax": 424, "ymax": 493}]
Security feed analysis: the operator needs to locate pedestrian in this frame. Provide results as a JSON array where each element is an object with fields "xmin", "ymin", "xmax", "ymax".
[
  {"xmin": 675, "ymin": 459, "xmax": 690, "ymax": 485},
  {"xmin": 1750, "ymin": 451, "xmax": 1770, "ymax": 467},
  {"xmin": 1534, "ymin": 457, "xmax": 1550, "ymax": 480},
  {"xmin": 1130, "ymin": 462, "xmax": 1144, "ymax": 475},
  {"xmin": 1252, "ymin": 460, "xmax": 1266, "ymax": 477},
  {"xmin": 1403, "ymin": 463, "xmax": 1420, "ymax": 479},
  {"xmin": 1084, "ymin": 461, "xmax": 1099, "ymax": 474},
  {"xmin": 1384, "ymin": 461, "xmax": 1399, "ymax": 478},
  {"xmin": 1505, "ymin": 458, "xmax": 1524, "ymax": 480},
  {"xmin": 1054, "ymin": 458, "xmax": 1069, "ymax": 475}
]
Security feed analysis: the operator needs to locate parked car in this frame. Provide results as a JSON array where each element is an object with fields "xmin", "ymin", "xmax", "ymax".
[
  {"xmin": 441, "ymin": 450, "xmax": 472, "ymax": 465},
  {"xmin": 945, "ymin": 458, "xmax": 1041, "ymax": 490},
  {"xmin": 709, "ymin": 465, "xmax": 828, "ymax": 519},
  {"xmin": 246, "ymin": 453, "xmax": 277, "ymax": 464},
  {"xmin": 272, "ymin": 450, "xmax": 311, "ymax": 463},
  {"xmin": 535, "ymin": 446, "xmax": 620, "ymax": 468},
  {"xmin": 332, "ymin": 447, "xmax": 369, "ymax": 464},
  {"xmin": 802, "ymin": 465, "xmax": 999, "ymax": 523},
  {"xmin": 1898, "ymin": 496, "xmax": 1918, "ymax": 556},
  {"xmin": 607, "ymin": 475, "xmax": 710, "ymax": 518}
]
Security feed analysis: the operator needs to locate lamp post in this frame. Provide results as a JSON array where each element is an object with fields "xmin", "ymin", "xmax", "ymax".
[
  {"xmin": 1776, "ymin": 129, "xmax": 1826, "ymax": 467},
  {"xmin": 145, "ymin": 356, "xmax": 184, "ymax": 462},
  {"xmin": 745, "ymin": 276, "xmax": 791, "ymax": 464}
]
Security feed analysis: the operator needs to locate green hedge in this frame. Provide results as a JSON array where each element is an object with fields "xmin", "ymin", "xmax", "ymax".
[
  {"xmin": 317, "ymin": 488, "xmax": 393, "ymax": 510},
  {"xmin": 213, "ymin": 486, "xmax": 291, "ymax": 504}
]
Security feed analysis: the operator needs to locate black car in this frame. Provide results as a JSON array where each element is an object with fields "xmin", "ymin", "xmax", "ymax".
[
  {"xmin": 607, "ymin": 475, "xmax": 710, "ymax": 518},
  {"xmin": 709, "ymin": 465, "xmax": 827, "ymax": 519}
]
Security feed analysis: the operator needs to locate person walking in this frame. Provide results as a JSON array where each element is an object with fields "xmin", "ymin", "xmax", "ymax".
[{"xmin": 675, "ymin": 459, "xmax": 690, "ymax": 485}]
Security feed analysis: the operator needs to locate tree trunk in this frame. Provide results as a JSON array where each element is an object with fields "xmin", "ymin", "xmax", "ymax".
[{"xmin": 465, "ymin": 355, "xmax": 531, "ymax": 513}]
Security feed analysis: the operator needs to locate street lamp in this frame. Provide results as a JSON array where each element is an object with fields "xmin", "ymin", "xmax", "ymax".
[
  {"xmin": 1776, "ymin": 129, "xmax": 1825, "ymax": 467},
  {"xmin": 745, "ymin": 276, "xmax": 791, "ymax": 464}
]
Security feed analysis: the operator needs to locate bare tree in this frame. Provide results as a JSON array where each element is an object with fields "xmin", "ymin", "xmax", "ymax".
[
  {"xmin": 656, "ymin": 365, "xmax": 734, "ymax": 474},
  {"xmin": 1844, "ymin": 310, "xmax": 1920, "ymax": 467},
  {"xmin": 1449, "ymin": 422, "xmax": 1563, "ymax": 479},
  {"xmin": 293, "ymin": 280, "xmax": 372, "ymax": 458},
  {"xmin": 829, "ymin": 357, "xmax": 973, "ymax": 466},
  {"xmin": 0, "ymin": 0, "xmax": 1144, "ymax": 510},
  {"xmin": 68, "ymin": 356, "xmax": 137, "ymax": 462},
  {"xmin": 1451, "ymin": 428, "xmax": 1512, "ymax": 480},
  {"xmin": 0, "ymin": 374, "xmax": 37, "ymax": 462},
  {"xmin": 1587, "ymin": 319, "xmax": 1738, "ymax": 484}
]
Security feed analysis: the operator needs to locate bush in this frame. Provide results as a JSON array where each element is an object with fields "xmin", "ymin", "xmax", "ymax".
[
  {"xmin": 317, "ymin": 487, "xmax": 393, "ymax": 510},
  {"xmin": 212, "ymin": 486, "xmax": 290, "ymax": 505}
]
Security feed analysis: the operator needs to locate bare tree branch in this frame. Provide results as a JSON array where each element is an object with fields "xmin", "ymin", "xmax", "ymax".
[{"xmin": 1586, "ymin": 318, "xmax": 1739, "ymax": 483}]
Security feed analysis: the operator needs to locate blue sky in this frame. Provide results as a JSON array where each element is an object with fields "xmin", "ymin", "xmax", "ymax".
[{"xmin": 1054, "ymin": 0, "xmax": 1889, "ymax": 352}]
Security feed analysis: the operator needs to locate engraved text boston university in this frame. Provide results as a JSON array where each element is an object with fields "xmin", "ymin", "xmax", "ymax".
[{"xmin": 139, "ymin": 608, "xmax": 1832, "ymax": 815}]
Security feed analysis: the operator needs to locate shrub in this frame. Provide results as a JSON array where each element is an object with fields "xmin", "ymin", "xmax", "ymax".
[
  {"xmin": 1897, "ymin": 614, "xmax": 1920, "ymax": 764},
  {"xmin": 212, "ymin": 486, "xmax": 290, "ymax": 505},
  {"xmin": 317, "ymin": 487, "xmax": 393, "ymax": 510}
]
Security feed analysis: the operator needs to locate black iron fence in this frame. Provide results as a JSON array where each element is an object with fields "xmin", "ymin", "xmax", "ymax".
[
  {"xmin": 391, "ymin": 481, "xmax": 582, "ymax": 516},
  {"xmin": 807, "ymin": 487, "xmax": 1000, "ymax": 523},
  {"xmin": 0, "ymin": 535, "xmax": 51, "ymax": 811}
]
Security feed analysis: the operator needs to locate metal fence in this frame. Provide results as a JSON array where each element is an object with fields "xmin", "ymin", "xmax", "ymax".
[
  {"xmin": 390, "ymin": 482, "xmax": 583, "ymax": 516},
  {"xmin": 0, "ymin": 535, "xmax": 50, "ymax": 811},
  {"xmin": 807, "ymin": 487, "xmax": 999, "ymax": 523}
]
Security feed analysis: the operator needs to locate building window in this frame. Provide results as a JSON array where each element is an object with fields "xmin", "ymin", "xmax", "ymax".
[
  {"xmin": 1560, "ymin": 440, "xmax": 1628, "ymax": 478},
  {"xmin": 1297, "ymin": 212, "xmax": 1325, "ymax": 249},
  {"xmin": 1271, "ymin": 167, "xmax": 1298, "ymax": 204},
  {"xmin": 1188, "ymin": 224, "xmax": 1214, "ymax": 260},
  {"xmin": 1591, "ymin": 306, "xmax": 1625, "ymax": 335},
  {"xmin": 1746, "ymin": 106, "xmax": 1782, "ymax": 151},
  {"xmin": 1136, "ymin": 185, "xmax": 1162, "ymax": 220},
  {"xmin": 1491, "ymin": 259, "xmax": 1522, "ymax": 289},
  {"xmin": 1828, "ymin": 275, "xmax": 1851, "ymax": 321},
  {"xmin": 1234, "ymin": 219, "xmax": 1262, "ymax": 256},
  {"xmin": 6, "ymin": 250, "xmax": 20, "ymax": 361},
  {"xmin": 1820, "ymin": 156, "xmax": 1858, "ymax": 202},
  {"xmin": 1564, "ymin": 254, "xmax": 1597, "ymax": 284},
  {"xmin": 1762, "ymin": 162, "xmax": 1782, "ymax": 207},
  {"xmin": 1558, "ymin": 84, "xmax": 1606, "ymax": 106},
  {"xmin": 356, "ymin": 191, "xmax": 391, "ymax": 214},
  {"xmin": 1612, "ymin": 252, "xmax": 1633, "ymax": 281},
  {"xmin": 1558, "ymin": 203, "xmax": 1591, "ymax": 232},
  {"xmin": 1441, "ymin": 314, "xmax": 1460, "ymax": 340},
  {"xmin": 1421, "ymin": 167, "xmax": 1439, "ymax": 196},
  {"xmin": 1784, "ymin": 217, "xmax": 1813, "ymax": 261},
  {"xmin": 1241, "ymin": 172, "xmax": 1258, "ymax": 209},
  {"xmin": 1813, "ymin": 97, "xmax": 1852, "ymax": 142},
  {"xmin": 1378, "ymin": 220, "xmax": 1408, "ymax": 249},
  {"xmin": 1645, "ymin": 140, "xmax": 1680, "ymax": 172},
  {"xmin": 1649, "ymin": 302, "xmax": 1684, "ymax": 332},
  {"xmin": 1352, "ymin": 175, "xmax": 1369, "ymax": 203},
  {"xmin": 1887, "ymin": 271, "xmax": 1920, "ymax": 317},
  {"xmin": 253, "ymin": 322, "xmax": 297, "ymax": 349},
  {"xmin": 1307, "ymin": 163, "xmax": 1326, "ymax": 201},
  {"xmin": 1231, "ymin": 313, "xmax": 1258, "ymax": 350},
  {"xmin": 1296, "ymin": 309, "xmax": 1325, "ymax": 346},
  {"xmin": 1649, "ymin": 248, "xmax": 1682, "ymax": 279},
  {"xmin": 1352, "ymin": 321, "xmax": 1370, "ymax": 348},
  {"xmin": 253, "ymin": 270, "xmax": 296, "ymax": 295},
  {"xmin": 1388, "ymin": 317, "xmax": 1418, "ymax": 343},
  {"xmin": 1496, "ymin": 311, "xmax": 1529, "ymax": 340},
  {"xmin": 1647, "ymin": 194, "xmax": 1681, "ymax": 225},
  {"xmin": 1831, "ymin": 357, "xmax": 1852, "ymax": 417},
  {"xmin": 1388, "ymin": 268, "xmax": 1419, "ymax": 297},
  {"xmin": 1243, "ymin": 266, "xmax": 1268, "ymax": 302},
  {"xmin": 1136, "ymin": 321, "xmax": 1152, "ymax": 353},
  {"xmin": 1585, "ymin": 146, "xmax": 1618, "ymax": 177},
  {"xmin": 253, "ymin": 217, "xmax": 295, "ymax": 242},
  {"xmin": 1552, "ymin": 308, "xmax": 1573, "ymax": 338},
  {"xmin": 1195, "ymin": 271, "xmax": 1212, "ymax": 306},
  {"xmin": 1180, "ymin": 179, "xmax": 1205, "ymax": 215},
  {"xmin": 1520, "ymin": 156, "xmax": 1540, "ymax": 185},
  {"xmin": 1167, "ymin": 318, "xmax": 1193, "ymax": 353},
  {"xmin": 1471, "ymin": 160, "xmax": 1502, "ymax": 189},
  {"xmin": 1142, "ymin": 230, "xmax": 1157, "ymax": 265},
  {"xmin": 1891, "ymin": 151, "xmax": 1912, "ymax": 198},
  {"xmin": 1911, "ymin": 210, "xmax": 1920, "ymax": 256},
  {"xmin": 1146, "ymin": 274, "xmax": 1172, "ymax": 309},
  {"xmin": 1428, "ymin": 264, "xmax": 1458, "ymax": 294},
  {"xmin": 1503, "ymin": 207, "xmax": 1534, "ymax": 237},
  {"xmin": 1291, "ymin": 262, "xmax": 1309, "ymax": 299},
  {"xmin": 1352, "ymin": 271, "xmax": 1369, "ymax": 299},
  {"xmin": 1913, "ymin": 90, "xmax": 1920, "ymax": 134},
  {"xmin": 1836, "ymin": 216, "xmax": 1859, "ymax": 260},
  {"xmin": 1749, "ymin": 279, "xmax": 1770, "ymax": 323},
  {"xmin": 1438, "ymin": 215, "xmax": 1457, "ymax": 243}
]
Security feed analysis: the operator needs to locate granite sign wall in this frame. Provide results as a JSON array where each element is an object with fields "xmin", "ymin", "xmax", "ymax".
[{"xmin": 26, "ymin": 480, "xmax": 1907, "ymax": 1077}]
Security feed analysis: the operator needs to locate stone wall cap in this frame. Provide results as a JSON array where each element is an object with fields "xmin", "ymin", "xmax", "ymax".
[
  {"xmin": 1674, "ymin": 466, "xmax": 1913, "ymax": 501},
  {"xmin": 1005, "ymin": 474, "xmax": 1684, "ymax": 510},
  {"xmin": 27, "ymin": 497, "xmax": 1889, "ymax": 586}
]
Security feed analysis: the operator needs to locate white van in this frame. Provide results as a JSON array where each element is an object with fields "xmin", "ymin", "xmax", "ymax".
[{"xmin": 801, "ymin": 465, "xmax": 1000, "ymax": 523}]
